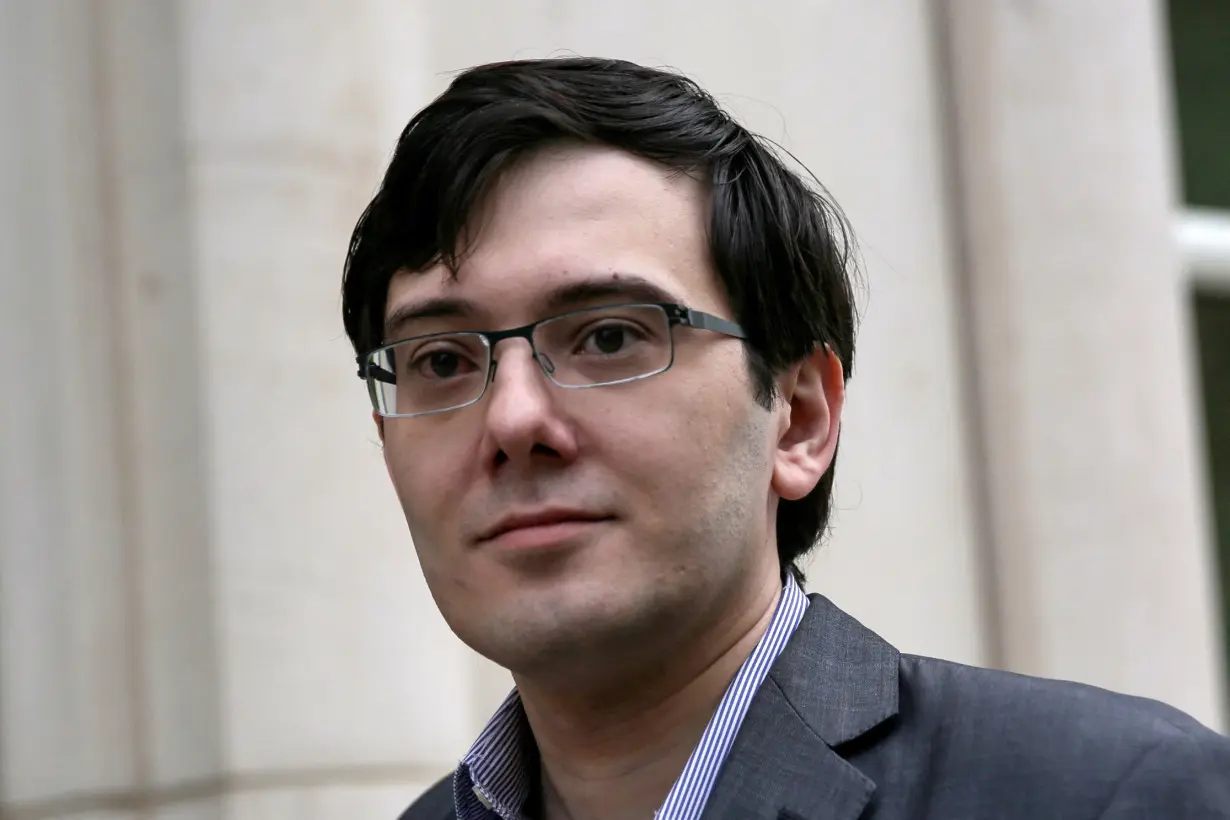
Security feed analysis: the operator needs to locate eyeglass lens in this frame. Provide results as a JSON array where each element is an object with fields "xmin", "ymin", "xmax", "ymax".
[{"xmin": 368, "ymin": 304, "xmax": 674, "ymax": 417}]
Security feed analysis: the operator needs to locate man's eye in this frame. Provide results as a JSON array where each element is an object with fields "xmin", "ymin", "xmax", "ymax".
[
  {"xmin": 589, "ymin": 325, "xmax": 627, "ymax": 354},
  {"xmin": 411, "ymin": 349, "xmax": 476, "ymax": 379},
  {"xmin": 580, "ymin": 323, "xmax": 644, "ymax": 355}
]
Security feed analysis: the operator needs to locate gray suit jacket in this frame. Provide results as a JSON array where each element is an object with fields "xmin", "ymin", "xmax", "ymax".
[{"xmin": 402, "ymin": 593, "xmax": 1230, "ymax": 819}]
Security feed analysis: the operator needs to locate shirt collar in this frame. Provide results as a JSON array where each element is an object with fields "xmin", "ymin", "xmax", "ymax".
[{"xmin": 454, "ymin": 574, "xmax": 810, "ymax": 820}]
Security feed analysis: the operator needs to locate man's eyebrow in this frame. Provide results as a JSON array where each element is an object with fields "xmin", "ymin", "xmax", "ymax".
[
  {"xmin": 384, "ymin": 296, "xmax": 475, "ymax": 339},
  {"xmin": 382, "ymin": 274, "xmax": 684, "ymax": 340},
  {"xmin": 539, "ymin": 275, "xmax": 681, "ymax": 314}
]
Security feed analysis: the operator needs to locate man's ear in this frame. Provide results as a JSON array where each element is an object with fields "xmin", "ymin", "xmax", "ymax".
[
  {"xmin": 771, "ymin": 345, "xmax": 845, "ymax": 502},
  {"xmin": 372, "ymin": 411, "xmax": 386, "ymax": 444}
]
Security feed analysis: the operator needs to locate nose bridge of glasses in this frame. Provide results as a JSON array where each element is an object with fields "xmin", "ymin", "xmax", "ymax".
[{"xmin": 486, "ymin": 323, "xmax": 557, "ymax": 383}]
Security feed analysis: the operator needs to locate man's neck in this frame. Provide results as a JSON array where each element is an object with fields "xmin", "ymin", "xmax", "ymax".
[{"xmin": 515, "ymin": 573, "xmax": 784, "ymax": 820}]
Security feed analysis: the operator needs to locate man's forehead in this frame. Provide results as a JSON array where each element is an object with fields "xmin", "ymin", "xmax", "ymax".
[
  {"xmin": 497, "ymin": 142, "xmax": 698, "ymax": 202},
  {"xmin": 477, "ymin": 144, "xmax": 707, "ymax": 245}
]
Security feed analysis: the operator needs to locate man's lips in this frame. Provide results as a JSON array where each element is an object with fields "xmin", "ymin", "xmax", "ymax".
[{"xmin": 476, "ymin": 508, "xmax": 613, "ymax": 544}]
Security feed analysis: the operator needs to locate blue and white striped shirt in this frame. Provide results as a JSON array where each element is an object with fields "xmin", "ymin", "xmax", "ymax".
[{"xmin": 453, "ymin": 575, "xmax": 810, "ymax": 820}]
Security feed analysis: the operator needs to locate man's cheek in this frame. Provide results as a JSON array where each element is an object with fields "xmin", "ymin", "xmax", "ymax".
[{"xmin": 609, "ymin": 421, "xmax": 693, "ymax": 505}]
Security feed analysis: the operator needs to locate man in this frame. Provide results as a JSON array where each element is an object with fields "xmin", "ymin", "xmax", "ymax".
[{"xmin": 342, "ymin": 58, "xmax": 1230, "ymax": 820}]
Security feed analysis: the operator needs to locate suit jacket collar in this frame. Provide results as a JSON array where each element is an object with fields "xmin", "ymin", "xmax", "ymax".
[{"xmin": 700, "ymin": 592, "xmax": 900, "ymax": 820}]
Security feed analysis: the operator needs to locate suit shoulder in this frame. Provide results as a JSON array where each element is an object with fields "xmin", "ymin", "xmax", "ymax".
[
  {"xmin": 1099, "ymin": 720, "xmax": 1230, "ymax": 814},
  {"xmin": 898, "ymin": 652, "xmax": 1225, "ymax": 762},
  {"xmin": 840, "ymin": 654, "xmax": 1230, "ymax": 816},
  {"xmin": 397, "ymin": 774, "xmax": 454, "ymax": 820}
]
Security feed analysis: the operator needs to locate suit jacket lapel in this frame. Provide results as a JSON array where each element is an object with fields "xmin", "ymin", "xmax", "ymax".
[{"xmin": 700, "ymin": 593, "xmax": 900, "ymax": 820}]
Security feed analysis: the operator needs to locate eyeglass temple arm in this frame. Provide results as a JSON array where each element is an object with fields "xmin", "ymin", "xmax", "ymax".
[
  {"xmin": 681, "ymin": 308, "xmax": 747, "ymax": 339},
  {"xmin": 355, "ymin": 357, "xmax": 397, "ymax": 385}
]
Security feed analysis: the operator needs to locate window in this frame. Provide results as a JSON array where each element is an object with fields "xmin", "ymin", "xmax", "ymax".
[
  {"xmin": 1194, "ymin": 293, "xmax": 1230, "ymax": 671},
  {"xmin": 1169, "ymin": 0, "xmax": 1230, "ymax": 679}
]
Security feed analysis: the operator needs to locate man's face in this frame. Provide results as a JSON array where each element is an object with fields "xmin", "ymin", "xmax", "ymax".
[{"xmin": 379, "ymin": 144, "xmax": 787, "ymax": 678}]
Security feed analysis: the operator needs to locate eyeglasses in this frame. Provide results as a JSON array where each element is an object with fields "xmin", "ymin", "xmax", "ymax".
[{"xmin": 356, "ymin": 302, "xmax": 746, "ymax": 418}]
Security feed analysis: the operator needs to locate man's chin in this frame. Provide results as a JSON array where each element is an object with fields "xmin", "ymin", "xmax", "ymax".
[{"xmin": 458, "ymin": 595, "xmax": 669, "ymax": 680}]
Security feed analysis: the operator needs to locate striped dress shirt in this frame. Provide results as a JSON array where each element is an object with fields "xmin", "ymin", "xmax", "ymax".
[{"xmin": 453, "ymin": 575, "xmax": 810, "ymax": 820}]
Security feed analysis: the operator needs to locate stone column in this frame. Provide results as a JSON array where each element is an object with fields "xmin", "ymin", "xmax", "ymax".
[
  {"xmin": 1, "ymin": 3, "xmax": 153, "ymax": 817},
  {"xmin": 2, "ymin": 1, "xmax": 228, "ymax": 817},
  {"xmin": 176, "ymin": 0, "xmax": 476, "ymax": 814},
  {"xmin": 2, "ymin": 2, "xmax": 486, "ymax": 817},
  {"xmin": 939, "ymin": 0, "xmax": 1228, "ymax": 728}
]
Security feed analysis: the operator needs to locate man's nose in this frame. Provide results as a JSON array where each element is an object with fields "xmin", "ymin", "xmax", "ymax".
[{"xmin": 480, "ymin": 340, "xmax": 575, "ymax": 465}]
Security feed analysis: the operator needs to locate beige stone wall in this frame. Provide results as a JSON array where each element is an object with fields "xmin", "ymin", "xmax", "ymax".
[
  {"xmin": 1, "ymin": 2, "xmax": 1223, "ymax": 818},
  {"xmin": 940, "ymin": 0, "xmax": 1227, "ymax": 726}
]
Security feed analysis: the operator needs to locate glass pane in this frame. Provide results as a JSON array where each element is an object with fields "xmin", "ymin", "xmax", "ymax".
[
  {"xmin": 1167, "ymin": 0, "xmax": 1230, "ymax": 209},
  {"xmin": 1193, "ymin": 290, "xmax": 1230, "ymax": 679}
]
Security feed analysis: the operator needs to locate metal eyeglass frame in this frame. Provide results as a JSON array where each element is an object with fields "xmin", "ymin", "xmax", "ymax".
[{"xmin": 355, "ymin": 302, "xmax": 747, "ymax": 418}]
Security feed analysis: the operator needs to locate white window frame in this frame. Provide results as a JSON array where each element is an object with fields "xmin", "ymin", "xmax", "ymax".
[{"xmin": 1178, "ymin": 208, "xmax": 1230, "ymax": 294}]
